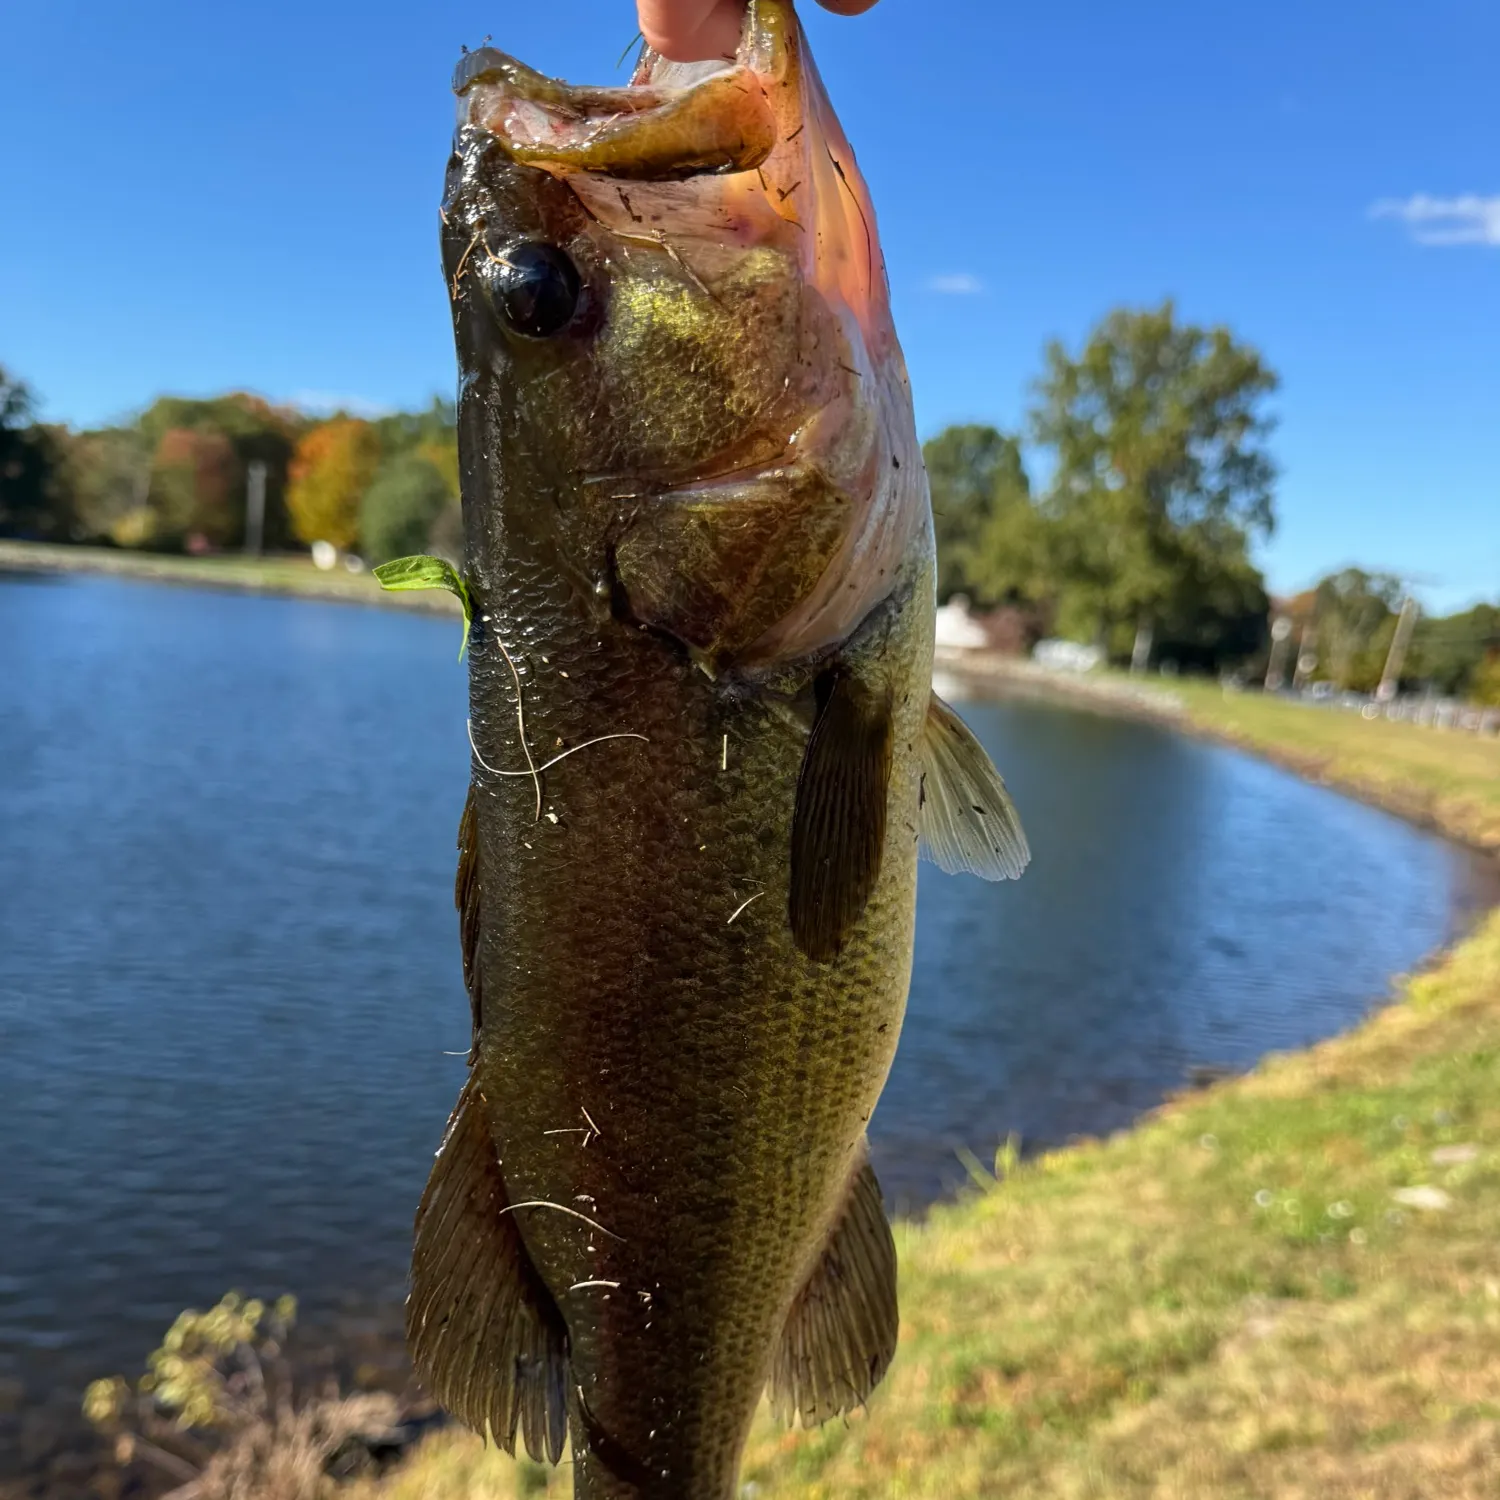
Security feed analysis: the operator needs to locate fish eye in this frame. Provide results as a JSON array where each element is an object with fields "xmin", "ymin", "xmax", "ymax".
[{"xmin": 484, "ymin": 241, "xmax": 581, "ymax": 339}]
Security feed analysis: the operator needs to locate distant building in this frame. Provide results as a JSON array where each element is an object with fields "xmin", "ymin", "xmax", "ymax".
[
  {"xmin": 934, "ymin": 596, "xmax": 989, "ymax": 650},
  {"xmin": 1033, "ymin": 638, "xmax": 1106, "ymax": 673}
]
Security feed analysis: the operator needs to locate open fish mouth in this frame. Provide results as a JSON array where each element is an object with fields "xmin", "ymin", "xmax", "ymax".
[
  {"xmin": 448, "ymin": 0, "xmax": 885, "ymax": 341},
  {"xmin": 446, "ymin": 0, "xmax": 923, "ymax": 667},
  {"xmin": 452, "ymin": 2, "xmax": 790, "ymax": 181}
]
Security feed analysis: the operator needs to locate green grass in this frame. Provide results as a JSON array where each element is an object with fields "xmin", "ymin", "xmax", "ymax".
[
  {"xmin": 1170, "ymin": 679, "xmax": 1500, "ymax": 854},
  {"xmin": 365, "ymin": 677, "xmax": 1500, "ymax": 1499}
]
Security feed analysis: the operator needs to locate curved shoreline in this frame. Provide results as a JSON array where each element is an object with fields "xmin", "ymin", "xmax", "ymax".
[{"xmin": 934, "ymin": 646, "xmax": 1500, "ymax": 863}]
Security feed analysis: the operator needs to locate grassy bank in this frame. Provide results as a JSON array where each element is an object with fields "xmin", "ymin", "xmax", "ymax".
[
  {"xmin": 936, "ymin": 652, "xmax": 1500, "ymax": 856},
  {"xmin": 363, "ymin": 674, "xmax": 1500, "ymax": 1497},
  {"xmin": 1170, "ymin": 678, "xmax": 1500, "ymax": 856},
  {"xmin": 0, "ymin": 539, "xmax": 459, "ymax": 616}
]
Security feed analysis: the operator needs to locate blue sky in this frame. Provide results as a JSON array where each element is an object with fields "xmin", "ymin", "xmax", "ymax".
[{"xmin": 3, "ymin": 0, "xmax": 1495, "ymax": 610}]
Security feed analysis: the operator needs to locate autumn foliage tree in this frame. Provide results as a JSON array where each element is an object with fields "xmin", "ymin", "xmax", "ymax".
[
  {"xmin": 285, "ymin": 419, "xmax": 379, "ymax": 551},
  {"xmin": 147, "ymin": 427, "xmax": 237, "ymax": 547}
]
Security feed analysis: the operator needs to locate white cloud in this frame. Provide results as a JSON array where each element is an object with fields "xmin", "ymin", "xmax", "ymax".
[
  {"xmin": 288, "ymin": 390, "xmax": 395, "ymax": 419},
  {"xmin": 1369, "ymin": 193, "xmax": 1500, "ymax": 247},
  {"xmin": 927, "ymin": 273, "xmax": 984, "ymax": 295}
]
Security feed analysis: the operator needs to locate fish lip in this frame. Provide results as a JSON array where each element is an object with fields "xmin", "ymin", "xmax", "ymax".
[
  {"xmin": 449, "ymin": 6, "xmax": 785, "ymax": 175},
  {"xmin": 452, "ymin": 47, "xmax": 521, "ymax": 98},
  {"xmin": 450, "ymin": 41, "xmax": 736, "ymax": 103}
]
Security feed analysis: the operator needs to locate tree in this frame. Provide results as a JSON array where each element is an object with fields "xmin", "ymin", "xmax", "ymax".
[
  {"xmin": 1472, "ymin": 652, "xmax": 1500, "ymax": 708},
  {"xmin": 68, "ymin": 426, "xmax": 152, "ymax": 543},
  {"xmin": 147, "ymin": 427, "xmax": 237, "ymax": 548},
  {"xmin": 925, "ymin": 425, "xmax": 1033, "ymax": 604},
  {"xmin": 285, "ymin": 420, "xmax": 379, "ymax": 551},
  {"xmin": 1311, "ymin": 568, "xmax": 1402, "ymax": 689},
  {"xmin": 1410, "ymin": 602, "xmax": 1500, "ymax": 699},
  {"xmin": 137, "ymin": 393, "xmax": 303, "ymax": 550},
  {"xmin": 1030, "ymin": 301, "xmax": 1278, "ymax": 669},
  {"xmin": 359, "ymin": 452, "xmax": 451, "ymax": 565},
  {"xmin": 0, "ymin": 366, "xmax": 72, "ymax": 540}
]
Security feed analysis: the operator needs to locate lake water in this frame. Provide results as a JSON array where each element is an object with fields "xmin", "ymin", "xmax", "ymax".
[{"xmin": 1, "ymin": 574, "xmax": 1494, "ymax": 1476}]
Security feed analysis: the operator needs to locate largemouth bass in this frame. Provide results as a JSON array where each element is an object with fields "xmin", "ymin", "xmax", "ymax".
[{"xmin": 407, "ymin": 4, "xmax": 1028, "ymax": 1495}]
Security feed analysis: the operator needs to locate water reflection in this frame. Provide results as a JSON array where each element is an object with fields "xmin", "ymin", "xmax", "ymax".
[{"xmin": 879, "ymin": 692, "xmax": 1496, "ymax": 1208}]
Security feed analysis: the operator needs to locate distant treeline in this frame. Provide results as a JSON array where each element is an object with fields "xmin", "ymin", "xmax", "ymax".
[
  {"xmin": 0, "ymin": 370, "xmax": 461, "ymax": 568},
  {"xmin": 3, "ymin": 299, "xmax": 1496, "ymax": 700},
  {"xmin": 922, "ymin": 304, "xmax": 1498, "ymax": 703}
]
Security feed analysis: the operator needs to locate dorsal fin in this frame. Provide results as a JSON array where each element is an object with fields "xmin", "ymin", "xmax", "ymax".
[
  {"xmin": 919, "ymin": 692, "xmax": 1029, "ymax": 881},
  {"xmin": 769, "ymin": 1149, "xmax": 898, "ymax": 1426},
  {"xmin": 789, "ymin": 669, "xmax": 893, "ymax": 962},
  {"xmin": 406, "ymin": 1075, "xmax": 570, "ymax": 1464}
]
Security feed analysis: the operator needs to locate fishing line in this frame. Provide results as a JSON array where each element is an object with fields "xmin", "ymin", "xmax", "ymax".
[
  {"xmin": 466, "ymin": 718, "xmax": 649, "ymax": 819},
  {"xmin": 496, "ymin": 1201, "xmax": 623, "ymax": 1241}
]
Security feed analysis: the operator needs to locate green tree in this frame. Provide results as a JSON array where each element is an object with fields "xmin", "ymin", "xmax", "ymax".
[
  {"xmin": 925, "ymin": 425, "xmax": 1034, "ymax": 605},
  {"xmin": 67, "ymin": 426, "xmax": 151, "ymax": 543},
  {"xmin": 1410, "ymin": 602, "xmax": 1500, "ymax": 699},
  {"xmin": 359, "ymin": 451, "xmax": 451, "ymax": 564},
  {"xmin": 1311, "ymin": 568, "xmax": 1402, "ymax": 689},
  {"xmin": 372, "ymin": 396, "xmax": 457, "ymax": 478},
  {"xmin": 1472, "ymin": 652, "xmax": 1500, "ymax": 707},
  {"xmin": 1030, "ymin": 301, "xmax": 1278, "ymax": 669},
  {"xmin": 0, "ymin": 366, "xmax": 72, "ymax": 540}
]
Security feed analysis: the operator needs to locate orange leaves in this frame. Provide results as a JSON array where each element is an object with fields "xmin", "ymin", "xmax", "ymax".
[{"xmin": 285, "ymin": 419, "xmax": 380, "ymax": 552}]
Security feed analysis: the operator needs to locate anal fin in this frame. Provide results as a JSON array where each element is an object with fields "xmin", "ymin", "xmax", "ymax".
[
  {"xmin": 769, "ymin": 1149, "xmax": 899, "ymax": 1427},
  {"xmin": 406, "ymin": 1075, "xmax": 570, "ymax": 1465},
  {"xmin": 789, "ymin": 669, "xmax": 893, "ymax": 962},
  {"xmin": 919, "ymin": 692, "xmax": 1029, "ymax": 881}
]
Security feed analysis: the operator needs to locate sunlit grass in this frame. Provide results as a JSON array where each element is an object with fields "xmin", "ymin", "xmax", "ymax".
[
  {"xmin": 1171, "ymin": 678, "xmax": 1500, "ymax": 853},
  {"xmin": 365, "ymin": 906, "xmax": 1500, "ymax": 1498}
]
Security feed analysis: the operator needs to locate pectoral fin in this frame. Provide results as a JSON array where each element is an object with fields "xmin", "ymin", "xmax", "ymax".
[
  {"xmin": 407, "ymin": 1076, "xmax": 570, "ymax": 1465},
  {"xmin": 789, "ymin": 670, "xmax": 893, "ymax": 962},
  {"xmin": 769, "ymin": 1149, "xmax": 898, "ymax": 1426},
  {"xmin": 919, "ymin": 692, "xmax": 1029, "ymax": 881}
]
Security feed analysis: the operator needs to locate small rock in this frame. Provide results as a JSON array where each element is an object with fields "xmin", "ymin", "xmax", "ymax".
[
  {"xmin": 1430, "ymin": 1144, "xmax": 1479, "ymax": 1166},
  {"xmin": 1391, "ymin": 1185, "xmax": 1452, "ymax": 1211}
]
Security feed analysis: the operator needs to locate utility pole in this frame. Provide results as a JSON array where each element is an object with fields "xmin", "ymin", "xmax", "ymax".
[
  {"xmin": 1130, "ymin": 617, "xmax": 1153, "ymax": 676},
  {"xmin": 244, "ymin": 460, "xmax": 267, "ymax": 557},
  {"xmin": 1376, "ymin": 594, "xmax": 1418, "ymax": 703},
  {"xmin": 1264, "ymin": 616, "xmax": 1292, "ymax": 691},
  {"xmin": 1292, "ymin": 620, "xmax": 1318, "ymax": 691}
]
